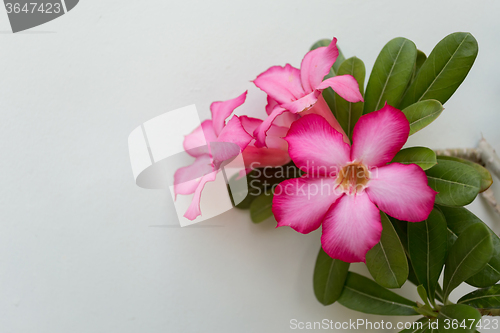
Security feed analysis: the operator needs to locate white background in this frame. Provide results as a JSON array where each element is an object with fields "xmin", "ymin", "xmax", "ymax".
[{"xmin": 1, "ymin": 1, "xmax": 500, "ymax": 332}]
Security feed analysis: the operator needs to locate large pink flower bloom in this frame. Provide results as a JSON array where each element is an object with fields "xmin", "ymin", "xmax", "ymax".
[
  {"xmin": 272, "ymin": 105, "xmax": 437, "ymax": 263},
  {"xmin": 252, "ymin": 37, "xmax": 364, "ymax": 148},
  {"xmin": 175, "ymin": 92, "xmax": 291, "ymax": 220}
]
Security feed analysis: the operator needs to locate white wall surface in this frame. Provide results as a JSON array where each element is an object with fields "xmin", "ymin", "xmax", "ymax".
[{"xmin": 1, "ymin": 1, "xmax": 500, "ymax": 332}]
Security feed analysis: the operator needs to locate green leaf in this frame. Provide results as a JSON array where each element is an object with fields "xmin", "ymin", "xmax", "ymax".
[
  {"xmin": 337, "ymin": 272, "xmax": 418, "ymax": 316},
  {"xmin": 404, "ymin": 50, "xmax": 427, "ymax": 98},
  {"xmin": 415, "ymin": 50, "xmax": 427, "ymax": 75},
  {"xmin": 399, "ymin": 32, "xmax": 478, "ymax": 109},
  {"xmin": 323, "ymin": 87, "xmax": 337, "ymax": 118},
  {"xmin": 310, "ymin": 39, "xmax": 345, "ymax": 77},
  {"xmin": 249, "ymin": 192, "xmax": 274, "ymax": 223},
  {"xmin": 417, "ymin": 285, "xmax": 430, "ymax": 306},
  {"xmin": 437, "ymin": 156, "xmax": 492, "ymax": 192},
  {"xmin": 437, "ymin": 304, "xmax": 481, "ymax": 333},
  {"xmin": 458, "ymin": 285, "xmax": 500, "ymax": 309},
  {"xmin": 443, "ymin": 223, "xmax": 494, "ymax": 301},
  {"xmin": 335, "ymin": 57, "xmax": 365, "ymax": 139},
  {"xmin": 438, "ymin": 205, "xmax": 500, "ymax": 288},
  {"xmin": 425, "ymin": 159, "xmax": 481, "ymax": 207},
  {"xmin": 408, "ymin": 209, "xmax": 448, "ymax": 301},
  {"xmin": 391, "ymin": 147, "xmax": 437, "ymax": 170},
  {"xmin": 366, "ymin": 212, "xmax": 408, "ymax": 288},
  {"xmin": 363, "ymin": 37, "xmax": 417, "ymax": 114},
  {"xmin": 402, "ymin": 100, "xmax": 444, "ymax": 135},
  {"xmin": 313, "ymin": 248, "xmax": 350, "ymax": 305},
  {"xmin": 389, "ymin": 217, "xmax": 409, "ymax": 254}
]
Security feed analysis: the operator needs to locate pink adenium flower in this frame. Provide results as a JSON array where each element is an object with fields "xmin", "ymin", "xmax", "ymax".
[
  {"xmin": 272, "ymin": 105, "xmax": 437, "ymax": 263},
  {"xmin": 252, "ymin": 37, "xmax": 364, "ymax": 147},
  {"xmin": 174, "ymin": 92, "xmax": 253, "ymax": 220},
  {"xmin": 175, "ymin": 92, "xmax": 292, "ymax": 220}
]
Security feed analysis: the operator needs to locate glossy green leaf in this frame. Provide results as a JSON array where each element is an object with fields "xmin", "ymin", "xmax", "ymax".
[
  {"xmin": 364, "ymin": 37, "xmax": 417, "ymax": 114},
  {"xmin": 310, "ymin": 39, "xmax": 345, "ymax": 77},
  {"xmin": 408, "ymin": 209, "xmax": 448, "ymax": 300},
  {"xmin": 399, "ymin": 32, "xmax": 478, "ymax": 109},
  {"xmin": 458, "ymin": 285, "xmax": 500, "ymax": 309},
  {"xmin": 417, "ymin": 285, "xmax": 430, "ymax": 306},
  {"xmin": 404, "ymin": 50, "xmax": 427, "ymax": 98},
  {"xmin": 337, "ymin": 272, "xmax": 418, "ymax": 316},
  {"xmin": 323, "ymin": 87, "xmax": 337, "ymax": 118},
  {"xmin": 335, "ymin": 57, "xmax": 365, "ymax": 138},
  {"xmin": 435, "ymin": 284, "xmax": 444, "ymax": 304},
  {"xmin": 438, "ymin": 205, "xmax": 500, "ymax": 288},
  {"xmin": 425, "ymin": 159, "xmax": 481, "ymax": 207},
  {"xmin": 313, "ymin": 248, "xmax": 350, "ymax": 305},
  {"xmin": 443, "ymin": 223, "xmax": 494, "ymax": 301},
  {"xmin": 402, "ymin": 100, "xmax": 444, "ymax": 135},
  {"xmin": 437, "ymin": 304, "xmax": 481, "ymax": 333},
  {"xmin": 389, "ymin": 217, "xmax": 409, "ymax": 254},
  {"xmin": 391, "ymin": 147, "xmax": 437, "ymax": 170},
  {"xmin": 249, "ymin": 192, "xmax": 274, "ymax": 223},
  {"xmin": 366, "ymin": 212, "xmax": 408, "ymax": 288},
  {"xmin": 437, "ymin": 156, "xmax": 492, "ymax": 192},
  {"xmin": 415, "ymin": 50, "xmax": 427, "ymax": 75}
]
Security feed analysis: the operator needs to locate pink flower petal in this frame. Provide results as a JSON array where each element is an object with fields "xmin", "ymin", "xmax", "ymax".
[
  {"xmin": 210, "ymin": 91, "xmax": 247, "ymax": 136},
  {"xmin": 351, "ymin": 104, "xmax": 410, "ymax": 167},
  {"xmin": 265, "ymin": 124, "xmax": 289, "ymax": 151},
  {"xmin": 174, "ymin": 155, "xmax": 213, "ymax": 197},
  {"xmin": 212, "ymin": 116, "xmax": 253, "ymax": 169},
  {"xmin": 317, "ymin": 75, "xmax": 364, "ymax": 103},
  {"xmin": 299, "ymin": 93, "xmax": 350, "ymax": 144},
  {"xmin": 240, "ymin": 116, "xmax": 289, "ymax": 152},
  {"xmin": 273, "ymin": 177, "xmax": 343, "ymax": 234},
  {"xmin": 253, "ymin": 64, "xmax": 305, "ymax": 105},
  {"xmin": 253, "ymin": 106, "xmax": 287, "ymax": 148},
  {"xmin": 242, "ymin": 146, "xmax": 291, "ymax": 169},
  {"xmin": 184, "ymin": 171, "xmax": 218, "ymax": 220},
  {"xmin": 366, "ymin": 163, "xmax": 436, "ymax": 222},
  {"xmin": 285, "ymin": 114, "xmax": 351, "ymax": 177},
  {"xmin": 273, "ymin": 111, "xmax": 300, "ymax": 128},
  {"xmin": 300, "ymin": 37, "xmax": 339, "ymax": 94},
  {"xmin": 321, "ymin": 193, "xmax": 382, "ymax": 263},
  {"xmin": 282, "ymin": 91, "xmax": 320, "ymax": 113},
  {"xmin": 266, "ymin": 95, "xmax": 279, "ymax": 115},
  {"xmin": 183, "ymin": 120, "xmax": 217, "ymax": 157}
]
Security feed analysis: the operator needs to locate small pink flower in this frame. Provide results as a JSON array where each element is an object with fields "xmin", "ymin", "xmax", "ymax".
[
  {"xmin": 252, "ymin": 38, "xmax": 364, "ymax": 148},
  {"xmin": 175, "ymin": 92, "xmax": 292, "ymax": 220},
  {"xmin": 175, "ymin": 92, "xmax": 253, "ymax": 220},
  {"xmin": 272, "ymin": 105, "xmax": 437, "ymax": 263}
]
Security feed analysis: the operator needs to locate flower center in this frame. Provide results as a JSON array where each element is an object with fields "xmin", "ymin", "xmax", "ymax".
[{"xmin": 335, "ymin": 163, "xmax": 370, "ymax": 195}]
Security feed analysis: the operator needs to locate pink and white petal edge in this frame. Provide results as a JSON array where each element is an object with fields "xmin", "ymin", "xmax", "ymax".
[
  {"xmin": 366, "ymin": 163, "xmax": 436, "ymax": 222},
  {"xmin": 210, "ymin": 91, "xmax": 247, "ymax": 137},
  {"xmin": 351, "ymin": 104, "xmax": 410, "ymax": 167},
  {"xmin": 273, "ymin": 177, "xmax": 343, "ymax": 234},
  {"xmin": 321, "ymin": 193, "xmax": 382, "ymax": 263},
  {"xmin": 285, "ymin": 114, "xmax": 351, "ymax": 177},
  {"xmin": 253, "ymin": 64, "xmax": 305, "ymax": 105},
  {"xmin": 300, "ymin": 37, "xmax": 339, "ymax": 94}
]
